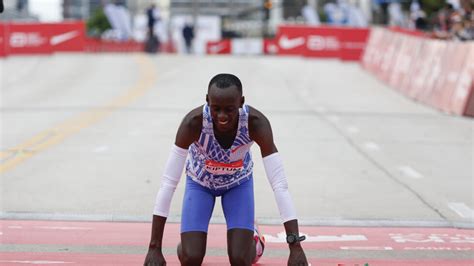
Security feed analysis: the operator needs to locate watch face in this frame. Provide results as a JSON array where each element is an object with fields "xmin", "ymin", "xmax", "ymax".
[{"xmin": 287, "ymin": 234, "xmax": 296, "ymax": 243}]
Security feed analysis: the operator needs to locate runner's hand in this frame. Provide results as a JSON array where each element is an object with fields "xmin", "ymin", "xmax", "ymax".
[
  {"xmin": 144, "ymin": 248, "xmax": 166, "ymax": 266},
  {"xmin": 287, "ymin": 244, "xmax": 308, "ymax": 266}
]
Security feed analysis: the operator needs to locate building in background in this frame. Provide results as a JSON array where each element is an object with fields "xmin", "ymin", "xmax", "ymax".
[{"xmin": 62, "ymin": 0, "xmax": 102, "ymax": 20}]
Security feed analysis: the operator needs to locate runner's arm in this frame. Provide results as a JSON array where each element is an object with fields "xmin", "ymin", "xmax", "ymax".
[
  {"xmin": 249, "ymin": 107, "xmax": 308, "ymax": 265},
  {"xmin": 146, "ymin": 107, "xmax": 202, "ymax": 254}
]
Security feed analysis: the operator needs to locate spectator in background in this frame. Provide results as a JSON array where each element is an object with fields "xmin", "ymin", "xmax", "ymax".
[
  {"xmin": 301, "ymin": 1, "xmax": 321, "ymax": 25},
  {"xmin": 182, "ymin": 21, "xmax": 195, "ymax": 54},
  {"xmin": 410, "ymin": 0, "xmax": 428, "ymax": 30},
  {"xmin": 388, "ymin": 0, "xmax": 405, "ymax": 27},
  {"xmin": 0, "ymin": 0, "xmax": 3, "ymax": 13},
  {"xmin": 146, "ymin": 4, "xmax": 160, "ymax": 38}
]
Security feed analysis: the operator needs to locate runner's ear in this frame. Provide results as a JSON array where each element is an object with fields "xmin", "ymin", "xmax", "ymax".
[
  {"xmin": 206, "ymin": 94, "xmax": 209, "ymax": 104},
  {"xmin": 240, "ymin": 96, "xmax": 245, "ymax": 108}
]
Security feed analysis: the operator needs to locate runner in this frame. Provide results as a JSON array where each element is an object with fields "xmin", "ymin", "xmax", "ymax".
[{"xmin": 144, "ymin": 73, "xmax": 308, "ymax": 266}]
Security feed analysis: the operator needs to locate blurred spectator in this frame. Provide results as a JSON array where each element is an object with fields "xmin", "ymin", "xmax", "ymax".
[
  {"xmin": 146, "ymin": 4, "xmax": 160, "ymax": 38},
  {"xmin": 410, "ymin": 0, "xmax": 428, "ymax": 30},
  {"xmin": 324, "ymin": 2, "xmax": 346, "ymax": 25},
  {"xmin": 182, "ymin": 21, "xmax": 195, "ymax": 54},
  {"xmin": 301, "ymin": 2, "xmax": 321, "ymax": 25},
  {"xmin": 0, "ymin": 0, "xmax": 3, "ymax": 13},
  {"xmin": 388, "ymin": 0, "xmax": 404, "ymax": 26}
]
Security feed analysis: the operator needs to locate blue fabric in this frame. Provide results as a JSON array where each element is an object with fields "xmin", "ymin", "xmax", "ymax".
[{"xmin": 181, "ymin": 176, "xmax": 255, "ymax": 233}]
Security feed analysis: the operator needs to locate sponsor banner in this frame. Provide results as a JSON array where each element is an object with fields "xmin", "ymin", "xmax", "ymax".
[
  {"xmin": 263, "ymin": 38, "xmax": 278, "ymax": 54},
  {"xmin": 47, "ymin": 21, "xmax": 86, "ymax": 52},
  {"xmin": 429, "ymin": 42, "xmax": 467, "ymax": 112},
  {"xmin": 398, "ymin": 35, "xmax": 424, "ymax": 94},
  {"xmin": 275, "ymin": 25, "xmax": 310, "ymax": 56},
  {"xmin": 378, "ymin": 32, "xmax": 403, "ymax": 83},
  {"xmin": 231, "ymin": 38, "xmax": 263, "ymax": 55},
  {"xmin": 276, "ymin": 25, "xmax": 369, "ymax": 60},
  {"xmin": 303, "ymin": 27, "xmax": 342, "ymax": 58},
  {"xmin": 450, "ymin": 44, "xmax": 474, "ymax": 115},
  {"xmin": 339, "ymin": 28, "xmax": 370, "ymax": 61},
  {"xmin": 415, "ymin": 40, "xmax": 447, "ymax": 105},
  {"xmin": 8, "ymin": 23, "xmax": 53, "ymax": 55},
  {"xmin": 206, "ymin": 39, "xmax": 231, "ymax": 54},
  {"xmin": 0, "ymin": 23, "xmax": 7, "ymax": 57}
]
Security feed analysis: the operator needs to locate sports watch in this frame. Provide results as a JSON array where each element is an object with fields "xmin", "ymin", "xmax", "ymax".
[{"xmin": 286, "ymin": 233, "xmax": 306, "ymax": 244}]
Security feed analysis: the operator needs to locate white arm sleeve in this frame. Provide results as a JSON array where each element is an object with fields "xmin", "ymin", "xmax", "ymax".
[
  {"xmin": 262, "ymin": 152, "xmax": 297, "ymax": 222},
  {"xmin": 153, "ymin": 144, "xmax": 188, "ymax": 217}
]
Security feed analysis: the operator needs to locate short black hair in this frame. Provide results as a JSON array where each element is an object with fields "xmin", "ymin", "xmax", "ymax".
[{"xmin": 208, "ymin": 73, "xmax": 242, "ymax": 95}]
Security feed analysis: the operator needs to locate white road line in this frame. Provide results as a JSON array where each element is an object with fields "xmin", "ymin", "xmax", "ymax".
[
  {"xmin": 347, "ymin": 126, "xmax": 360, "ymax": 134},
  {"xmin": 448, "ymin": 202, "xmax": 474, "ymax": 219},
  {"xmin": 0, "ymin": 261, "xmax": 73, "ymax": 264},
  {"xmin": 93, "ymin": 145, "xmax": 109, "ymax": 153},
  {"xmin": 364, "ymin": 141, "xmax": 380, "ymax": 151},
  {"xmin": 340, "ymin": 246, "xmax": 393, "ymax": 250},
  {"xmin": 398, "ymin": 166, "xmax": 424, "ymax": 179},
  {"xmin": 35, "ymin": 226, "xmax": 93, "ymax": 230},
  {"xmin": 0, "ymin": 232, "xmax": 3, "ymax": 235},
  {"xmin": 263, "ymin": 232, "xmax": 367, "ymax": 243}
]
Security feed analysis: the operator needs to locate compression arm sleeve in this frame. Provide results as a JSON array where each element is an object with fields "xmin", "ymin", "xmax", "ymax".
[
  {"xmin": 153, "ymin": 145, "xmax": 188, "ymax": 217},
  {"xmin": 262, "ymin": 152, "xmax": 297, "ymax": 222}
]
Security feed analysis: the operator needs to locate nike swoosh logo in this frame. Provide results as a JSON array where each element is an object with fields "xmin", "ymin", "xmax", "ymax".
[
  {"xmin": 278, "ymin": 35, "xmax": 305, "ymax": 50},
  {"xmin": 209, "ymin": 43, "xmax": 227, "ymax": 54},
  {"xmin": 50, "ymin": 31, "xmax": 80, "ymax": 46}
]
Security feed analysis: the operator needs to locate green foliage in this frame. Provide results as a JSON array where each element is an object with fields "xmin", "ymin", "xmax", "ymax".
[
  {"xmin": 421, "ymin": 0, "xmax": 446, "ymax": 17},
  {"xmin": 86, "ymin": 8, "xmax": 111, "ymax": 37}
]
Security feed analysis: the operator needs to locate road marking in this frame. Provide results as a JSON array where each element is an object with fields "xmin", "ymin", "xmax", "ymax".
[
  {"xmin": 0, "ymin": 55, "xmax": 157, "ymax": 174},
  {"xmin": 35, "ymin": 226, "xmax": 93, "ymax": 230},
  {"xmin": 398, "ymin": 165, "xmax": 424, "ymax": 179},
  {"xmin": 94, "ymin": 145, "xmax": 109, "ymax": 153},
  {"xmin": 364, "ymin": 141, "xmax": 380, "ymax": 151},
  {"xmin": 264, "ymin": 232, "xmax": 367, "ymax": 243},
  {"xmin": 448, "ymin": 202, "xmax": 474, "ymax": 219},
  {"xmin": 8, "ymin": 226, "xmax": 23, "ymax": 229},
  {"xmin": 340, "ymin": 246, "xmax": 393, "ymax": 250},
  {"xmin": 347, "ymin": 126, "xmax": 359, "ymax": 134},
  {"xmin": 0, "ymin": 261, "xmax": 73, "ymax": 265},
  {"xmin": 0, "ymin": 232, "xmax": 3, "ymax": 235}
]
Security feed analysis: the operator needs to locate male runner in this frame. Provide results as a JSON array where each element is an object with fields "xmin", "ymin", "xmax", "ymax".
[{"xmin": 144, "ymin": 74, "xmax": 308, "ymax": 266}]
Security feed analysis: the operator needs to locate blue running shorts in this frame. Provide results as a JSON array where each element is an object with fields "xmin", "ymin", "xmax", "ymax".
[{"xmin": 181, "ymin": 176, "xmax": 255, "ymax": 233}]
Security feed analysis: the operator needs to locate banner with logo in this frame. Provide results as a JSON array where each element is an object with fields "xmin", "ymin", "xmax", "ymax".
[
  {"xmin": 275, "ymin": 25, "xmax": 310, "ymax": 56},
  {"xmin": 206, "ymin": 39, "xmax": 231, "ymax": 54},
  {"xmin": 275, "ymin": 25, "xmax": 369, "ymax": 60},
  {"xmin": 8, "ymin": 23, "xmax": 53, "ymax": 54},
  {"xmin": 0, "ymin": 24, "xmax": 6, "ymax": 57},
  {"xmin": 47, "ymin": 22, "xmax": 86, "ymax": 52}
]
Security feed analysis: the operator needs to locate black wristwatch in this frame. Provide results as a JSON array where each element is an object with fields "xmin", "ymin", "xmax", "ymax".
[{"xmin": 286, "ymin": 233, "xmax": 306, "ymax": 245}]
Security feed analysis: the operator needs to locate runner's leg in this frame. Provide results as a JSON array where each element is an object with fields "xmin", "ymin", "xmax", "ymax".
[
  {"xmin": 178, "ymin": 177, "xmax": 215, "ymax": 265},
  {"xmin": 222, "ymin": 177, "xmax": 255, "ymax": 265}
]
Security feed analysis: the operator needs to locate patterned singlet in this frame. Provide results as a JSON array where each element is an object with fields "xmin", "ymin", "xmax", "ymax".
[{"xmin": 186, "ymin": 104, "xmax": 254, "ymax": 190}]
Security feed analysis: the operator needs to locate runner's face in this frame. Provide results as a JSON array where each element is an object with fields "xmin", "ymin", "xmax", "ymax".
[{"xmin": 207, "ymin": 85, "xmax": 243, "ymax": 133}]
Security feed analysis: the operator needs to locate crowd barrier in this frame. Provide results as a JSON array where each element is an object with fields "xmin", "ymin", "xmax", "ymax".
[
  {"xmin": 206, "ymin": 25, "xmax": 370, "ymax": 61},
  {"xmin": 362, "ymin": 27, "xmax": 474, "ymax": 117},
  {"xmin": 0, "ymin": 22, "xmax": 148, "ymax": 56},
  {"xmin": 0, "ymin": 22, "xmax": 86, "ymax": 56}
]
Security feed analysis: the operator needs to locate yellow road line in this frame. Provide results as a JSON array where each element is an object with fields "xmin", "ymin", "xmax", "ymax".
[{"xmin": 0, "ymin": 54, "xmax": 157, "ymax": 174}]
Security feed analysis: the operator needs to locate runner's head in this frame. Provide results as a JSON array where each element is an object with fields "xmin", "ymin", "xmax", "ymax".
[{"xmin": 206, "ymin": 73, "xmax": 245, "ymax": 133}]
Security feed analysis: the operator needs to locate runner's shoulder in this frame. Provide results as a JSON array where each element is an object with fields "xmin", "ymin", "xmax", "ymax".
[
  {"xmin": 181, "ymin": 105, "xmax": 203, "ymax": 133},
  {"xmin": 247, "ymin": 105, "xmax": 271, "ymax": 136}
]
